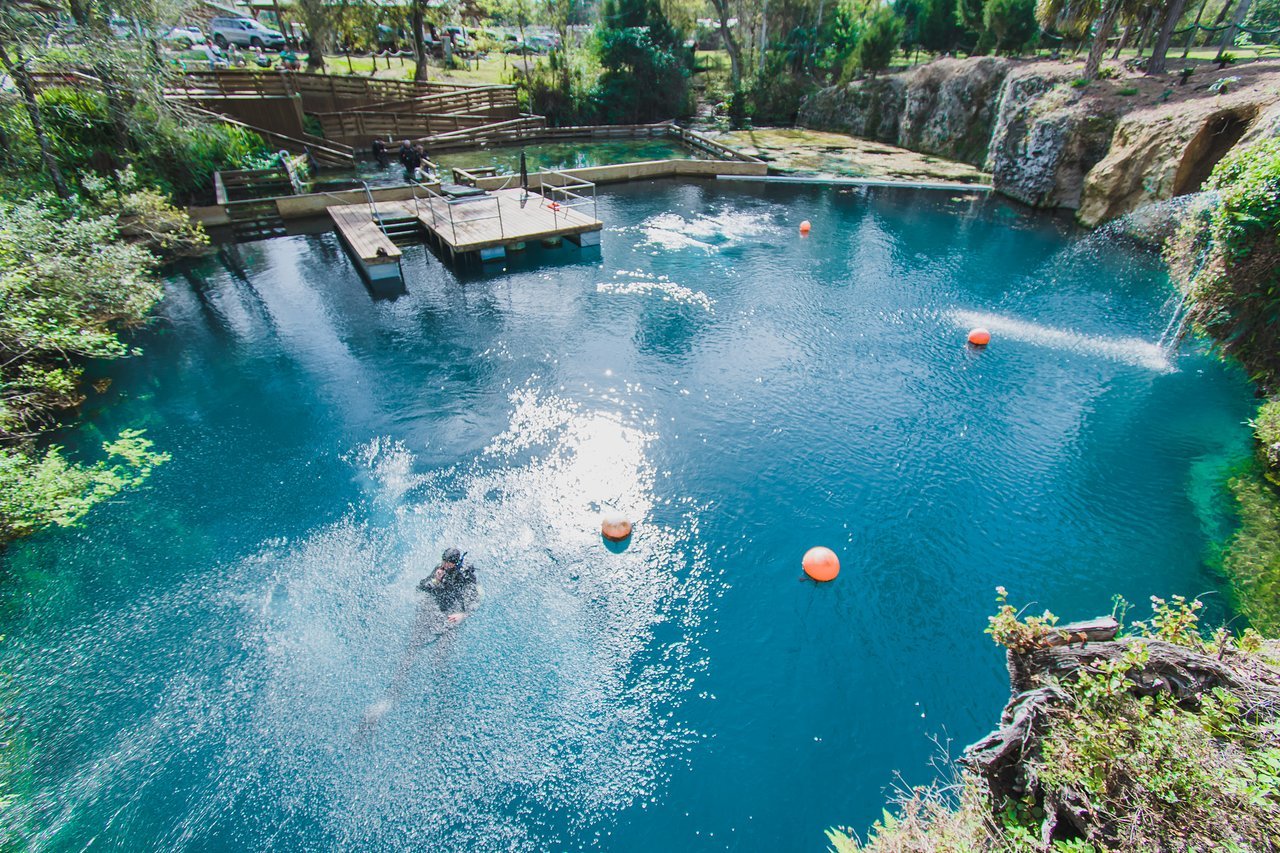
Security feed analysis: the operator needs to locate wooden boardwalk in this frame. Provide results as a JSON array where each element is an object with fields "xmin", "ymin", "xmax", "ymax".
[{"xmin": 328, "ymin": 187, "xmax": 603, "ymax": 269}]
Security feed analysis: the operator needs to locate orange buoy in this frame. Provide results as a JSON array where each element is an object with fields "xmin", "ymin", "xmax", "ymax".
[
  {"xmin": 968, "ymin": 328, "xmax": 991, "ymax": 346},
  {"xmin": 799, "ymin": 220, "xmax": 812, "ymax": 234},
  {"xmin": 802, "ymin": 546, "xmax": 840, "ymax": 582},
  {"xmin": 601, "ymin": 512, "xmax": 632, "ymax": 542}
]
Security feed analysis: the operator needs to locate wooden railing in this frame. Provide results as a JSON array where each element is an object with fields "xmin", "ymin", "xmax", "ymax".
[
  {"xmin": 166, "ymin": 70, "xmax": 473, "ymax": 103},
  {"xmin": 334, "ymin": 85, "xmax": 518, "ymax": 117},
  {"xmin": 673, "ymin": 126, "xmax": 766, "ymax": 164},
  {"xmin": 317, "ymin": 109, "xmax": 518, "ymax": 144}
]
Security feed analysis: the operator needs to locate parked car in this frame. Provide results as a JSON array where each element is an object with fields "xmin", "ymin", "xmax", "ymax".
[
  {"xmin": 164, "ymin": 25, "xmax": 204, "ymax": 48},
  {"xmin": 210, "ymin": 16, "xmax": 286, "ymax": 50}
]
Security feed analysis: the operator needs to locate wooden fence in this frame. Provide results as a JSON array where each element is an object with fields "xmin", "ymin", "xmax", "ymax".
[
  {"xmin": 314, "ymin": 85, "xmax": 521, "ymax": 144},
  {"xmin": 167, "ymin": 70, "xmax": 482, "ymax": 113}
]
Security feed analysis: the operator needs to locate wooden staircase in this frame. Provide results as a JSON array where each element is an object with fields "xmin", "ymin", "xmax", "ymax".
[{"xmin": 225, "ymin": 199, "xmax": 287, "ymax": 241}]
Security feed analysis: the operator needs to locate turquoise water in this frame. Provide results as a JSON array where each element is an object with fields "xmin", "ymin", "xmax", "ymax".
[
  {"xmin": 349, "ymin": 139, "xmax": 714, "ymax": 187},
  {"xmin": 0, "ymin": 180, "xmax": 1256, "ymax": 850}
]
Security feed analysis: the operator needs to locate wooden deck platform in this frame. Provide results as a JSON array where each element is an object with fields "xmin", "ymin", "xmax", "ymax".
[
  {"xmin": 328, "ymin": 186, "xmax": 603, "ymax": 270},
  {"xmin": 328, "ymin": 203, "xmax": 404, "ymax": 282}
]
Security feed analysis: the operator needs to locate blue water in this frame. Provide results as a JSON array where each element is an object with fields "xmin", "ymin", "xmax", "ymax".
[{"xmin": 0, "ymin": 180, "xmax": 1256, "ymax": 850}]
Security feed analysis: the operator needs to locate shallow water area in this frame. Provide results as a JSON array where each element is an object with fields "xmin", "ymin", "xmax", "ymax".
[
  {"xmin": 347, "ymin": 138, "xmax": 715, "ymax": 188},
  {"xmin": 0, "ymin": 180, "xmax": 1256, "ymax": 851}
]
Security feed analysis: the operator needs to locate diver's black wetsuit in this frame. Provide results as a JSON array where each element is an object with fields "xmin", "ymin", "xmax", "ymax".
[{"xmin": 418, "ymin": 562, "xmax": 478, "ymax": 615}]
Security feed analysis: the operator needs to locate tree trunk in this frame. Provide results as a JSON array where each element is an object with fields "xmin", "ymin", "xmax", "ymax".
[
  {"xmin": 1137, "ymin": 7, "xmax": 1159, "ymax": 55},
  {"xmin": 1216, "ymin": 0, "xmax": 1253, "ymax": 61},
  {"xmin": 1177, "ymin": 0, "xmax": 1208, "ymax": 55},
  {"xmin": 1112, "ymin": 21, "xmax": 1134, "ymax": 59},
  {"xmin": 411, "ymin": 0, "xmax": 428, "ymax": 81},
  {"xmin": 1147, "ymin": 0, "xmax": 1190, "ymax": 73},
  {"xmin": 297, "ymin": 0, "xmax": 328, "ymax": 71},
  {"xmin": 65, "ymin": 0, "xmax": 132, "ymax": 155},
  {"xmin": 709, "ymin": 0, "xmax": 743, "ymax": 90},
  {"xmin": 1208, "ymin": 0, "xmax": 1237, "ymax": 42},
  {"xmin": 0, "ymin": 41, "xmax": 72, "ymax": 200},
  {"xmin": 1084, "ymin": 0, "xmax": 1123, "ymax": 79}
]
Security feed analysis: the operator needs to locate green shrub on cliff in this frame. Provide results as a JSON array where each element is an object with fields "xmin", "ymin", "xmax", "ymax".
[
  {"xmin": 829, "ymin": 594, "xmax": 1280, "ymax": 851},
  {"xmin": 1220, "ymin": 469, "xmax": 1280, "ymax": 635},
  {"xmin": 1168, "ymin": 138, "xmax": 1280, "ymax": 389}
]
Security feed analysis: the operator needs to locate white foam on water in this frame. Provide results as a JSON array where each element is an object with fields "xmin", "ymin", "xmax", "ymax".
[
  {"xmin": 13, "ymin": 389, "xmax": 713, "ymax": 851},
  {"xmin": 632, "ymin": 208, "xmax": 778, "ymax": 253},
  {"xmin": 596, "ymin": 270, "xmax": 714, "ymax": 312},
  {"xmin": 950, "ymin": 309, "xmax": 1174, "ymax": 373}
]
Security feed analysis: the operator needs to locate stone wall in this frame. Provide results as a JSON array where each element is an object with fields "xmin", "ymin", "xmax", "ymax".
[
  {"xmin": 799, "ymin": 58, "xmax": 1280, "ymax": 225},
  {"xmin": 797, "ymin": 58, "xmax": 1011, "ymax": 167}
]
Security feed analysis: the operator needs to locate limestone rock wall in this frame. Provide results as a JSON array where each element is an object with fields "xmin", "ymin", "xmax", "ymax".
[
  {"xmin": 799, "ymin": 58, "xmax": 1280, "ymax": 225},
  {"xmin": 798, "ymin": 58, "xmax": 1011, "ymax": 167}
]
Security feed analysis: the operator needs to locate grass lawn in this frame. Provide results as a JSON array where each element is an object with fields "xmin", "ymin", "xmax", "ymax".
[{"xmin": 163, "ymin": 48, "xmax": 526, "ymax": 86}]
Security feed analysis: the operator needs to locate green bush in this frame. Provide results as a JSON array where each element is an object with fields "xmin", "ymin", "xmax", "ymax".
[
  {"xmin": 1220, "ymin": 469, "xmax": 1280, "ymax": 634},
  {"xmin": 593, "ymin": 27, "xmax": 690, "ymax": 122},
  {"xmin": 2, "ymin": 89, "xmax": 270, "ymax": 202},
  {"xmin": 1168, "ymin": 138, "xmax": 1280, "ymax": 388},
  {"xmin": 746, "ymin": 52, "xmax": 817, "ymax": 125},
  {"xmin": 519, "ymin": 51, "xmax": 599, "ymax": 125},
  {"xmin": 846, "ymin": 8, "xmax": 903, "ymax": 79},
  {"xmin": 982, "ymin": 0, "xmax": 1039, "ymax": 54},
  {"xmin": 0, "ymin": 434, "xmax": 168, "ymax": 541},
  {"xmin": 0, "ymin": 194, "xmax": 170, "ymax": 542}
]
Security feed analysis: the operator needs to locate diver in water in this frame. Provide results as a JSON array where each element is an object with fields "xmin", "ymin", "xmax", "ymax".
[
  {"xmin": 355, "ymin": 547, "xmax": 480, "ymax": 740},
  {"xmin": 418, "ymin": 547, "xmax": 478, "ymax": 625}
]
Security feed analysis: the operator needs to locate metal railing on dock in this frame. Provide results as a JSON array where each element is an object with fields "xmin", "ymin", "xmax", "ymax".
[
  {"xmin": 539, "ymin": 171, "xmax": 598, "ymax": 225},
  {"xmin": 411, "ymin": 182, "xmax": 505, "ymax": 248}
]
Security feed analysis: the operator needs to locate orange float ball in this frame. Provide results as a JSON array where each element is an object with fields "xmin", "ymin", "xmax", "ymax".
[
  {"xmin": 968, "ymin": 328, "xmax": 991, "ymax": 346},
  {"xmin": 802, "ymin": 546, "xmax": 840, "ymax": 582},
  {"xmin": 601, "ymin": 512, "xmax": 633, "ymax": 542},
  {"xmin": 799, "ymin": 220, "xmax": 812, "ymax": 234}
]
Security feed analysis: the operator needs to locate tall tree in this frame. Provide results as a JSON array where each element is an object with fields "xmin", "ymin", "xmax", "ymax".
[
  {"xmin": 1216, "ymin": 0, "xmax": 1253, "ymax": 59},
  {"xmin": 411, "ymin": 0, "xmax": 428, "ymax": 81},
  {"xmin": 296, "ymin": 0, "xmax": 329, "ymax": 71},
  {"xmin": 1082, "ymin": 0, "xmax": 1122, "ymax": 78},
  {"xmin": 0, "ymin": 32, "xmax": 72, "ymax": 199},
  {"xmin": 709, "ymin": 0, "xmax": 744, "ymax": 91},
  {"xmin": 1147, "ymin": 0, "xmax": 1190, "ymax": 72}
]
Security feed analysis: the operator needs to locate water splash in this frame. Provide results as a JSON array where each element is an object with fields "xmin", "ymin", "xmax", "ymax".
[
  {"xmin": 9, "ymin": 390, "xmax": 714, "ymax": 851},
  {"xmin": 596, "ymin": 270, "xmax": 715, "ymax": 312},
  {"xmin": 950, "ymin": 309, "xmax": 1174, "ymax": 372},
  {"xmin": 1157, "ymin": 288, "xmax": 1193, "ymax": 351},
  {"xmin": 631, "ymin": 208, "xmax": 779, "ymax": 253}
]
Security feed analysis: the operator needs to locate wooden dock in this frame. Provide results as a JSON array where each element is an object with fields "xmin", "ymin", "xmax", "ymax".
[
  {"xmin": 328, "ymin": 180, "xmax": 603, "ymax": 275},
  {"xmin": 327, "ymin": 203, "xmax": 404, "ymax": 282}
]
